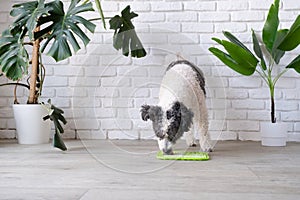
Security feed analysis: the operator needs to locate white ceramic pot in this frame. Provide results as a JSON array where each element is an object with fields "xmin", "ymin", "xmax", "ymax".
[
  {"xmin": 260, "ymin": 122, "xmax": 287, "ymax": 146},
  {"xmin": 13, "ymin": 104, "xmax": 50, "ymax": 144}
]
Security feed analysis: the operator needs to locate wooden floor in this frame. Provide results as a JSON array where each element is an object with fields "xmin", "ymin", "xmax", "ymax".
[{"xmin": 0, "ymin": 139, "xmax": 299, "ymax": 200}]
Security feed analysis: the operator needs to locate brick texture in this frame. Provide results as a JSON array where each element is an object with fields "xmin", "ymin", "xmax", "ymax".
[{"xmin": 0, "ymin": 0, "xmax": 299, "ymax": 141}]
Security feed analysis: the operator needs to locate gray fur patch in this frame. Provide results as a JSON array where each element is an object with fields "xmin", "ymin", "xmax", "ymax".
[
  {"xmin": 140, "ymin": 101, "xmax": 194, "ymax": 144},
  {"xmin": 140, "ymin": 105, "xmax": 164, "ymax": 139},
  {"xmin": 166, "ymin": 101, "xmax": 194, "ymax": 143},
  {"xmin": 166, "ymin": 60, "xmax": 206, "ymax": 96}
]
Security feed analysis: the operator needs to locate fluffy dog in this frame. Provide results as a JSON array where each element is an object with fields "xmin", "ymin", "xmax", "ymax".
[{"xmin": 141, "ymin": 60, "xmax": 212, "ymax": 154}]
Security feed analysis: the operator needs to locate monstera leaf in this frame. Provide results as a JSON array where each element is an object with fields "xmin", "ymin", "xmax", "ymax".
[
  {"xmin": 9, "ymin": 0, "xmax": 51, "ymax": 39},
  {"xmin": 109, "ymin": 6, "xmax": 146, "ymax": 58},
  {"xmin": 36, "ymin": 0, "xmax": 96, "ymax": 61},
  {"xmin": 0, "ymin": 30, "xmax": 29, "ymax": 81}
]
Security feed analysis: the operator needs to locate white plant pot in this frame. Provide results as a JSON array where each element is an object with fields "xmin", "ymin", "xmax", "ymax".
[
  {"xmin": 260, "ymin": 122, "xmax": 287, "ymax": 147},
  {"xmin": 13, "ymin": 104, "xmax": 50, "ymax": 144}
]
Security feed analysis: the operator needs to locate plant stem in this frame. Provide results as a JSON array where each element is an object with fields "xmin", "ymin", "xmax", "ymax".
[
  {"xmin": 0, "ymin": 83, "xmax": 30, "ymax": 89},
  {"xmin": 270, "ymin": 85, "xmax": 276, "ymax": 123},
  {"xmin": 28, "ymin": 27, "xmax": 40, "ymax": 104}
]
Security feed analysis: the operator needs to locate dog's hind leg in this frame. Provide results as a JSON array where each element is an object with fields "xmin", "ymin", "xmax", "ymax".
[
  {"xmin": 185, "ymin": 124, "xmax": 197, "ymax": 147},
  {"xmin": 198, "ymin": 101, "xmax": 213, "ymax": 152}
]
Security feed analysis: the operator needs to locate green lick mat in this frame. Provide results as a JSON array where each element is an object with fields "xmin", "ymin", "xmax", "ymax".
[{"xmin": 157, "ymin": 151, "xmax": 209, "ymax": 161}]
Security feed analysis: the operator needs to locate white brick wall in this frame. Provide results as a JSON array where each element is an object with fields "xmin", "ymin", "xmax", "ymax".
[{"xmin": 0, "ymin": 0, "xmax": 299, "ymax": 141}]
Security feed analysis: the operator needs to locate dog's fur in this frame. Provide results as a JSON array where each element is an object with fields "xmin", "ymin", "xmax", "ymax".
[{"xmin": 141, "ymin": 60, "xmax": 212, "ymax": 154}]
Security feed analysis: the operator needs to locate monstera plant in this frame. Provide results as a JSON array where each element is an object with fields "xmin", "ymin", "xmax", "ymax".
[
  {"xmin": 0, "ymin": 0, "xmax": 146, "ymax": 150},
  {"xmin": 209, "ymin": 0, "xmax": 300, "ymax": 124}
]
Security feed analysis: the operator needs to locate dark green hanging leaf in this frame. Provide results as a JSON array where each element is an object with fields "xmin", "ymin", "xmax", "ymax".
[
  {"xmin": 43, "ymin": 99, "xmax": 67, "ymax": 151},
  {"xmin": 262, "ymin": 0, "xmax": 280, "ymax": 53},
  {"xmin": 109, "ymin": 6, "xmax": 146, "ymax": 58},
  {"xmin": 252, "ymin": 30, "xmax": 267, "ymax": 70},
  {"xmin": 53, "ymin": 130, "xmax": 67, "ymax": 151},
  {"xmin": 0, "ymin": 30, "xmax": 29, "ymax": 81},
  {"xmin": 278, "ymin": 15, "xmax": 300, "ymax": 51}
]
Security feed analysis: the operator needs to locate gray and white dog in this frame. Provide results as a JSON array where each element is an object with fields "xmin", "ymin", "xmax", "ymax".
[{"xmin": 141, "ymin": 60, "xmax": 212, "ymax": 154}]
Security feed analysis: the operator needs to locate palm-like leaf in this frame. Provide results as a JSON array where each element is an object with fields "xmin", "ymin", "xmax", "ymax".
[
  {"xmin": 223, "ymin": 31, "xmax": 252, "ymax": 53},
  {"xmin": 278, "ymin": 15, "xmax": 300, "ymax": 51},
  {"xmin": 271, "ymin": 29, "xmax": 288, "ymax": 64},
  {"xmin": 37, "ymin": 0, "xmax": 96, "ymax": 62},
  {"xmin": 209, "ymin": 47, "xmax": 256, "ymax": 76},
  {"xmin": 286, "ymin": 55, "xmax": 300, "ymax": 73},
  {"xmin": 252, "ymin": 30, "xmax": 267, "ymax": 70},
  {"xmin": 209, "ymin": 36, "xmax": 258, "ymax": 76},
  {"xmin": 0, "ymin": 30, "xmax": 29, "ymax": 81},
  {"xmin": 262, "ymin": 0, "xmax": 279, "ymax": 53},
  {"xmin": 109, "ymin": 6, "xmax": 146, "ymax": 58}
]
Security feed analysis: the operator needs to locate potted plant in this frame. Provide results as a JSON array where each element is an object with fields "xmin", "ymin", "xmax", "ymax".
[
  {"xmin": 209, "ymin": 0, "xmax": 300, "ymax": 146},
  {"xmin": 0, "ymin": 0, "xmax": 146, "ymax": 150}
]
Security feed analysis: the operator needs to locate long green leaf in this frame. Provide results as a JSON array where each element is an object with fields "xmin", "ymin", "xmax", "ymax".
[
  {"xmin": 272, "ymin": 29, "xmax": 288, "ymax": 64},
  {"xmin": 278, "ymin": 15, "xmax": 300, "ymax": 51},
  {"xmin": 221, "ymin": 40, "xmax": 258, "ymax": 67},
  {"xmin": 223, "ymin": 31, "xmax": 252, "ymax": 53},
  {"xmin": 252, "ymin": 30, "xmax": 267, "ymax": 70},
  {"xmin": 262, "ymin": 0, "xmax": 279, "ymax": 53},
  {"xmin": 286, "ymin": 55, "xmax": 300, "ymax": 73},
  {"xmin": 95, "ymin": 0, "xmax": 106, "ymax": 29},
  {"xmin": 209, "ymin": 47, "xmax": 256, "ymax": 76}
]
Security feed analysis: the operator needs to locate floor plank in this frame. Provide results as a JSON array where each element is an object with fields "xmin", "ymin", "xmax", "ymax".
[{"xmin": 0, "ymin": 140, "xmax": 299, "ymax": 199}]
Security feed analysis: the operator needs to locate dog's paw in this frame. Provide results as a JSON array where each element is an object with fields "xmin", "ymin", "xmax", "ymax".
[
  {"xmin": 190, "ymin": 143, "xmax": 197, "ymax": 147},
  {"xmin": 186, "ymin": 139, "xmax": 197, "ymax": 147},
  {"xmin": 200, "ymin": 142, "xmax": 213, "ymax": 152}
]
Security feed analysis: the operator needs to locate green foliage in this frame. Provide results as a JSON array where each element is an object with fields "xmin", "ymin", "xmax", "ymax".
[
  {"xmin": 109, "ymin": 6, "xmax": 147, "ymax": 58},
  {"xmin": 0, "ymin": 30, "xmax": 29, "ymax": 80},
  {"xmin": 1, "ymin": 0, "xmax": 146, "ymax": 82},
  {"xmin": 43, "ymin": 99, "xmax": 67, "ymax": 151},
  {"xmin": 209, "ymin": 36, "xmax": 258, "ymax": 76},
  {"xmin": 10, "ymin": 0, "xmax": 51, "ymax": 40},
  {"xmin": 36, "ymin": 0, "xmax": 96, "ymax": 61},
  {"xmin": 210, "ymin": 0, "xmax": 300, "ymax": 75},
  {"xmin": 278, "ymin": 15, "xmax": 300, "ymax": 51},
  {"xmin": 286, "ymin": 55, "xmax": 300, "ymax": 73},
  {"xmin": 209, "ymin": 0, "xmax": 300, "ymax": 123},
  {"xmin": 94, "ymin": 0, "xmax": 106, "ymax": 29},
  {"xmin": 0, "ymin": 0, "xmax": 146, "ymax": 150},
  {"xmin": 262, "ymin": 0, "xmax": 279, "ymax": 53},
  {"xmin": 252, "ymin": 30, "xmax": 266, "ymax": 70}
]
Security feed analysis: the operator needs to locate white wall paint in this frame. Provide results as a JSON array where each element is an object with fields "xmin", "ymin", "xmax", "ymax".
[{"xmin": 0, "ymin": 0, "xmax": 299, "ymax": 141}]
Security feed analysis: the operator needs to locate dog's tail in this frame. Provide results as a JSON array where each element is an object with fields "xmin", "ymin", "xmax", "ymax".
[{"xmin": 166, "ymin": 60, "xmax": 206, "ymax": 97}]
